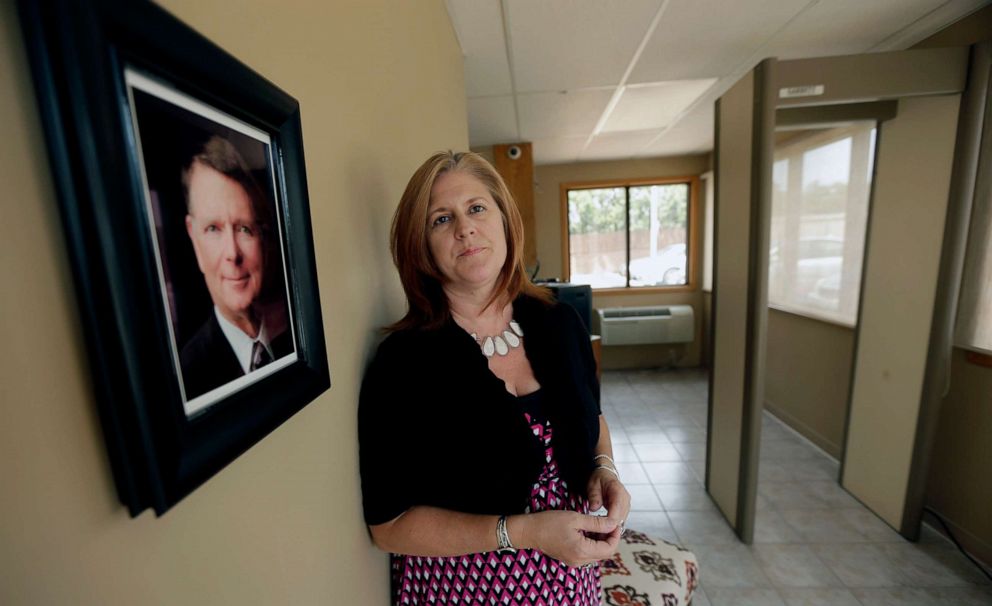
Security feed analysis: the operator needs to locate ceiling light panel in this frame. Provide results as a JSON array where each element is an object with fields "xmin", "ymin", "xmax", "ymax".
[
  {"xmin": 602, "ymin": 79, "xmax": 716, "ymax": 133},
  {"xmin": 517, "ymin": 89, "xmax": 615, "ymax": 140},
  {"xmin": 467, "ymin": 96, "xmax": 518, "ymax": 146},
  {"xmin": 505, "ymin": 0, "xmax": 663, "ymax": 92},
  {"xmin": 628, "ymin": 0, "xmax": 808, "ymax": 83},
  {"xmin": 446, "ymin": 0, "xmax": 514, "ymax": 97}
]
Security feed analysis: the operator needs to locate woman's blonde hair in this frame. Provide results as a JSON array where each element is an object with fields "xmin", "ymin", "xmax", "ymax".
[{"xmin": 388, "ymin": 150, "xmax": 550, "ymax": 331}]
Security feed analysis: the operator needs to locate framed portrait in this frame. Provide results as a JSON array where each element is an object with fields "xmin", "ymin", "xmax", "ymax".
[{"xmin": 18, "ymin": 0, "xmax": 330, "ymax": 515}]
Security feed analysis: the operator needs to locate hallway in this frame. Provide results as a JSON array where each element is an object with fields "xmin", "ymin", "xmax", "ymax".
[{"xmin": 600, "ymin": 368, "xmax": 992, "ymax": 605}]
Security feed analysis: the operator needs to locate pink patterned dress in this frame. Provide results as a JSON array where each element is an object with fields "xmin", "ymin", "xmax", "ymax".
[{"xmin": 391, "ymin": 389, "xmax": 602, "ymax": 605}]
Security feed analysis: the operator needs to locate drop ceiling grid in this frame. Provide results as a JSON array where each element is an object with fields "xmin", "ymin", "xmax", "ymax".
[
  {"xmin": 580, "ymin": 130, "xmax": 664, "ymax": 162},
  {"xmin": 451, "ymin": 0, "xmax": 986, "ymax": 164},
  {"xmin": 628, "ymin": 0, "xmax": 810, "ymax": 84},
  {"xmin": 638, "ymin": 104, "xmax": 715, "ymax": 157},
  {"xmin": 602, "ymin": 79, "xmax": 718, "ymax": 133},
  {"xmin": 504, "ymin": 0, "xmax": 664, "ymax": 92},
  {"xmin": 446, "ymin": 0, "xmax": 513, "ymax": 97},
  {"xmin": 868, "ymin": 0, "xmax": 990, "ymax": 51},
  {"xmin": 530, "ymin": 136, "xmax": 589, "ymax": 165},
  {"xmin": 633, "ymin": 0, "xmax": 824, "ymax": 158},
  {"xmin": 517, "ymin": 89, "xmax": 616, "ymax": 140},
  {"xmin": 763, "ymin": 0, "xmax": 972, "ymax": 60},
  {"xmin": 447, "ymin": 0, "xmax": 514, "ymax": 98},
  {"xmin": 467, "ymin": 96, "xmax": 518, "ymax": 146}
]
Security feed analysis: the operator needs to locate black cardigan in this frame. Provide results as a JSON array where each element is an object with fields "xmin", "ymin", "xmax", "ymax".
[{"xmin": 358, "ymin": 296, "xmax": 601, "ymax": 526}]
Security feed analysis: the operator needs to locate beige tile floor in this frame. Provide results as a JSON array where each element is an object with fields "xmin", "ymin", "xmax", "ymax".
[{"xmin": 600, "ymin": 368, "xmax": 992, "ymax": 606}]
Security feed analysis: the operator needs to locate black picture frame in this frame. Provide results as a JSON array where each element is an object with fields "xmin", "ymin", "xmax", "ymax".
[{"xmin": 18, "ymin": 0, "xmax": 330, "ymax": 516}]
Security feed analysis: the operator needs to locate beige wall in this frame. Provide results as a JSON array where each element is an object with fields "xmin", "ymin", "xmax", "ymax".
[
  {"xmin": 926, "ymin": 350, "xmax": 992, "ymax": 567},
  {"xmin": 533, "ymin": 155, "xmax": 711, "ymax": 368},
  {"xmin": 916, "ymin": 3, "xmax": 992, "ymax": 568},
  {"xmin": 764, "ymin": 310, "xmax": 854, "ymax": 458},
  {"xmin": 0, "ymin": 2, "xmax": 467, "ymax": 603}
]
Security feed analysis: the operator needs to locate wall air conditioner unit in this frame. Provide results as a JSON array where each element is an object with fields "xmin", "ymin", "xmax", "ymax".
[{"xmin": 595, "ymin": 305, "xmax": 694, "ymax": 346}]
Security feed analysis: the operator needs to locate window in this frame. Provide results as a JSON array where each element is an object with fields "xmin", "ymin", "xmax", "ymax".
[
  {"xmin": 562, "ymin": 177, "xmax": 696, "ymax": 290},
  {"xmin": 768, "ymin": 124, "xmax": 876, "ymax": 326}
]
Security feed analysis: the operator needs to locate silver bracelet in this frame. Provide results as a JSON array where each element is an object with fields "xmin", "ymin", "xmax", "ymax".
[
  {"xmin": 496, "ymin": 515, "xmax": 517, "ymax": 554},
  {"xmin": 594, "ymin": 464, "xmax": 620, "ymax": 480},
  {"xmin": 593, "ymin": 453, "xmax": 616, "ymax": 467}
]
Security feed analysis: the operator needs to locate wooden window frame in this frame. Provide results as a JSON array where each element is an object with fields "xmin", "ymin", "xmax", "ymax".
[{"xmin": 559, "ymin": 175, "xmax": 700, "ymax": 294}]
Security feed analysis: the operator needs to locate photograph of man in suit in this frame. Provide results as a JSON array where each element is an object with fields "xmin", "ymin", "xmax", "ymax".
[{"xmin": 180, "ymin": 135, "xmax": 292, "ymax": 400}]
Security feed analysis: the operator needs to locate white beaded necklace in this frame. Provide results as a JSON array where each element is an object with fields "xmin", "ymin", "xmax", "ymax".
[{"xmin": 471, "ymin": 320, "xmax": 524, "ymax": 358}]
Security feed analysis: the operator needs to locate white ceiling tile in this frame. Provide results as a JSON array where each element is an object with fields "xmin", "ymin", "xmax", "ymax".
[
  {"xmin": 629, "ymin": 0, "xmax": 809, "ymax": 83},
  {"xmin": 868, "ymin": 0, "xmax": 991, "ymax": 51},
  {"xmin": 446, "ymin": 0, "xmax": 514, "ymax": 97},
  {"xmin": 766, "ymin": 0, "xmax": 971, "ymax": 59},
  {"xmin": 505, "ymin": 0, "xmax": 663, "ymax": 92},
  {"xmin": 517, "ymin": 89, "xmax": 614, "ymax": 140},
  {"xmin": 453, "ymin": 0, "xmax": 979, "ymax": 161},
  {"xmin": 602, "ymin": 79, "xmax": 716, "ymax": 133},
  {"xmin": 580, "ymin": 130, "xmax": 662, "ymax": 162},
  {"xmin": 531, "ymin": 136, "xmax": 587, "ymax": 166},
  {"xmin": 639, "ymin": 104, "xmax": 715, "ymax": 157},
  {"xmin": 467, "ymin": 96, "xmax": 518, "ymax": 146}
]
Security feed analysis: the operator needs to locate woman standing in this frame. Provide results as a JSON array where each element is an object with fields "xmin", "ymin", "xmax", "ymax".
[{"xmin": 359, "ymin": 151, "xmax": 630, "ymax": 604}]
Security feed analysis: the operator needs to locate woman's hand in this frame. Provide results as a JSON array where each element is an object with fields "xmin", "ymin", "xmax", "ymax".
[
  {"xmin": 586, "ymin": 467, "xmax": 631, "ymax": 531},
  {"xmin": 513, "ymin": 511, "xmax": 621, "ymax": 567}
]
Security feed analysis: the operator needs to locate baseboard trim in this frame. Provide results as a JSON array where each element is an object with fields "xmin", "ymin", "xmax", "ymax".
[
  {"xmin": 924, "ymin": 508, "xmax": 992, "ymax": 573},
  {"xmin": 764, "ymin": 399, "xmax": 842, "ymax": 459}
]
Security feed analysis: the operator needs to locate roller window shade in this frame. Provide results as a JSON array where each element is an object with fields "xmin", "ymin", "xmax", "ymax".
[{"xmin": 768, "ymin": 124, "xmax": 875, "ymax": 326}]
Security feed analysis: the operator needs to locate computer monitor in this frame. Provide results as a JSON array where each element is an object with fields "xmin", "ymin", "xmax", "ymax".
[{"xmin": 537, "ymin": 282, "xmax": 593, "ymax": 334}]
